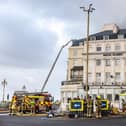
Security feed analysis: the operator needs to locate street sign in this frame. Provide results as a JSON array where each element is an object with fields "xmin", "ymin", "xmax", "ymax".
[
  {"xmin": 101, "ymin": 100, "xmax": 108, "ymax": 110},
  {"xmin": 69, "ymin": 100, "xmax": 84, "ymax": 111}
]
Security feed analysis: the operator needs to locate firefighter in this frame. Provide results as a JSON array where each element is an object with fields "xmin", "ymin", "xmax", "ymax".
[
  {"xmin": 30, "ymin": 99, "xmax": 35, "ymax": 114},
  {"xmin": 35, "ymin": 101, "xmax": 40, "ymax": 113},
  {"xmin": 84, "ymin": 97, "xmax": 87, "ymax": 116},
  {"xmin": 95, "ymin": 95, "xmax": 102, "ymax": 119},
  {"xmin": 11, "ymin": 101, "xmax": 17, "ymax": 115},
  {"xmin": 87, "ymin": 96, "xmax": 93, "ymax": 118},
  {"xmin": 11, "ymin": 95, "xmax": 17, "ymax": 115},
  {"xmin": 9, "ymin": 102, "xmax": 12, "ymax": 115}
]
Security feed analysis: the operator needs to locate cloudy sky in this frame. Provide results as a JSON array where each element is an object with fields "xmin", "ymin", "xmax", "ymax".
[{"xmin": 0, "ymin": 0, "xmax": 126, "ymax": 101}]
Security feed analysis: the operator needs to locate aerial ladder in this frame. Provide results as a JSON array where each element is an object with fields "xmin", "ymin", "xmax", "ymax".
[{"xmin": 41, "ymin": 39, "xmax": 75, "ymax": 92}]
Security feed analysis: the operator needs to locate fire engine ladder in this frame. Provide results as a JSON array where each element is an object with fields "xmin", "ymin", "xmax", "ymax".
[{"xmin": 41, "ymin": 39, "xmax": 75, "ymax": 92}]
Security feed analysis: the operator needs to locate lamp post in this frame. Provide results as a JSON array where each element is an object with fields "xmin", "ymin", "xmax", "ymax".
[
  {"xmin": 80, "ymin": 4, "xmax": 95, "ymax": 99},
  {"xmin": 1, "ymin": 79, "xmax": 7, "ymax": 103}
]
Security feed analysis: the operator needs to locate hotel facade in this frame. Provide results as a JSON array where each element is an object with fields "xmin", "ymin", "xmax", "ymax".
[{"xmin": 61, "ymin": 24, "xmax": 126, "ymax": 111}]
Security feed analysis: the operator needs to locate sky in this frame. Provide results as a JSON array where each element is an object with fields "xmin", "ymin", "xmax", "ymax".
[{"xmin": 0, "ymin": 0, "xmax": 126, "ymax": 101}]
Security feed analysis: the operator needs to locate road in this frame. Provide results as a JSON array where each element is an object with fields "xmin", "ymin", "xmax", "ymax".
[{"xmin": 0, "ymin": 115, "xmax": 126, "ymax": 126}]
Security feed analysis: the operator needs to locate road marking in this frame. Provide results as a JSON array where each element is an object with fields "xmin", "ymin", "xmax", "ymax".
[{"xmin": 0, "ymin": 113, "xmax": 9, "ymax": 116}]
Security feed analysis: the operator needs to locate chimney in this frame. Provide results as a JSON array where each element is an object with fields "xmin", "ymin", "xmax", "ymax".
[{"xmin": 101, "ymin": 23, "xmax": 119, "ymax": 33}]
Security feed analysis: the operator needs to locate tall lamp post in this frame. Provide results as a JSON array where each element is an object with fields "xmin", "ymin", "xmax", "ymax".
[
  {"xmin": 1, "ymin": 79, "xmax": 7, "ymax": 103},
  {"xmin": 80, "ymin": 4, "xmax": 95, "ymax": 99}
]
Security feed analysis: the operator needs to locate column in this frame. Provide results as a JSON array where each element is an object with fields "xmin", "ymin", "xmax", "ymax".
[
  {"xmin": 121, "ymin": 58, "xmax": 125, "ymax": 83},
  {"xmin": 92, "ymin": 58, "xmax": 96, "ymax": 84},
  {"xmin": 83, "ymin": 60, "xmax": 87, "ymax": 84},
  {"xmin": 104, "ymin": 88, "xmax": 106, "ymax": 99},
  {"xmin": 102, "ymin": 59, "xmax": 105, "ymax": 84},
  {"xmin": 111, "ymin": 58, "xmax": 115, "ymax": 84},
  {"xmin": 112, "ymin": 88, "xmax": 115, "ymax": 103}
]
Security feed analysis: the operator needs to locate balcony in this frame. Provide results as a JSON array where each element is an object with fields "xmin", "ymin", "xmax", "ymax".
[
  {"xmin": 70, "ymin": 75, "xmax": 83, "ymax": 81},
  {"xmin": 61, "ymin": 80, "xmax": 81, "ymax": 86}
]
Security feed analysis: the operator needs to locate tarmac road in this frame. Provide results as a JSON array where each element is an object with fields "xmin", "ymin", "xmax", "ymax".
[{"xmin": 0, "ymin": 115, "xmax": 126, "ymax": 126}]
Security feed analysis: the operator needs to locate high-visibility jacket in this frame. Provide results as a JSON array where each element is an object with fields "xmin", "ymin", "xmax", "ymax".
[
  {"xmin": 95, "ymin": 99, "xmax": 102, "ymax": 109},
  {"xmin": 87, "ymin": 99, "xmax": 93, "ymax": 108}
]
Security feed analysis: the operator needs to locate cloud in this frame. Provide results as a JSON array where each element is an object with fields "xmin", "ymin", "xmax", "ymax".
[
  {"xmin": 0, "ymin": 2, "xmax": 60, "ymax": 68},
  {"xmin": 1, "ymin": 0, "xmax": 126, "ymax": 100}
]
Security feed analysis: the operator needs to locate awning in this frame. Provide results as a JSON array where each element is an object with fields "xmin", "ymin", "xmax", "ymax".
[{"xmin": 71, "ymin": 66, "xmax": 83, "ymax": 71}]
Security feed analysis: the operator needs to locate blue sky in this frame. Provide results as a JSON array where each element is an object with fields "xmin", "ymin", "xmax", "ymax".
[{"xmin": 0, "ymin": 0, "xmax": 126, "ymax": 101}]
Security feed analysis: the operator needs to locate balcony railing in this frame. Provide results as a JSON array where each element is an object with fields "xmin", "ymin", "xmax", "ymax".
[{"xmin": 70, "ymin": 75, "xmax": 83, "ymax": 81}]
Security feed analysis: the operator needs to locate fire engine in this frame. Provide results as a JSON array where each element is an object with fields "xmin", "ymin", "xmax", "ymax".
[{"xmin": 10, "ymin": 91, "xmax": 54, "ymax": 115}]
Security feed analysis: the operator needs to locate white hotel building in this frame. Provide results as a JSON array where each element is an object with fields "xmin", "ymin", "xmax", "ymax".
[{"xmin": 61, "ymin": 24, "xmax": 126, "ymax": 110}]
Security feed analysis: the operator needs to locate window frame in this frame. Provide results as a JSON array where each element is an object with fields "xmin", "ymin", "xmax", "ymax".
[
  {"xmin": 96, "ymin": 59, "xmax": 101, "ymax": 66},
  {"xmin": 105, "ymin": 59, "xmax": 111, "ymax": 66},
  {"xmin": 96, "ymin": 47, "xmax": 102, "ymax": 51}
]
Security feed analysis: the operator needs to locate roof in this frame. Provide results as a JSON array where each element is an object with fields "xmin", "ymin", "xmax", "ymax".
[{"xmin": 72, "ymin": 29, "xmax": 126, "ymax": 47}]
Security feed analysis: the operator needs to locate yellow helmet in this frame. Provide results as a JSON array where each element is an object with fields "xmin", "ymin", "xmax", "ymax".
[{"xmin": 97, "ymin": 95, "xmax": 101, "ymax": 99}]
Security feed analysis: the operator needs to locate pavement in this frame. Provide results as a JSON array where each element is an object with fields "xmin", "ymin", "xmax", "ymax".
[
  {"xmin": 0, "ymin": 110, "xmax": 9, "ymax": 114},
  {"xmin": 1, "ymin": 110, "xmax": 126, "ymax": 120},
  {"xmin": 16, "ymin": 113, "xmax": 48, "ymax": 117}
]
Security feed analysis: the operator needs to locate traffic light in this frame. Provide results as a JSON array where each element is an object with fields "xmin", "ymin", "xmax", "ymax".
[{"xmin": 84, "ymin": 85, "xmax": 89, "ymax": 91}]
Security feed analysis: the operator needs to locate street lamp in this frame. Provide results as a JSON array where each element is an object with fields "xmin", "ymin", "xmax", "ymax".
[
  {"xmin": 80, "ymin": 4, "xmax": 95, "ymax": 99},
  {"xmin": 1, "ymin": 79, "xmax": 7, "ymax": 103}
]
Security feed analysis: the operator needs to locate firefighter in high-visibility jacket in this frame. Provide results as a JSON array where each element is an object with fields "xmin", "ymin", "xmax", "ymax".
[
  {"xmin": 11, "ymin": 95, "xmax": 17, "ymax": 115},
  {"xmin": 95, "ymin": 95, "xmax": 102, "ymax": 118},
  {"xmin": 87, "ymin": 96, "xmax": 93, "ymax": 118},
  {"xmin": 30, "ymin": 100, "xmax": 35, "ymax": 114}
]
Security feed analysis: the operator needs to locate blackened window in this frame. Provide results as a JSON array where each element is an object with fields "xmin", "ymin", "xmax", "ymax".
[
  {"xmin": 96, "ymin": 47, "xmax": 101, "ymax": 51},
  {"xmin": 109, "ymin": 34, "xmax": 117, "ymax": 39},
  {"xmin": 96, "ymin": 36, "xmax": 103, "ymax": 40}
]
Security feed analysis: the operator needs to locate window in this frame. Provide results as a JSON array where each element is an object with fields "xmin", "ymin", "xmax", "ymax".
[
  {"xmin": 115, "ymin": 44, "xmax": 120, "ymax": 51},
  {"xmin": 118, "ymin": 34, "xmax": 124, "ymax": 39},
  {"xmin": 93, "ymin": 94, "xmax": 97, "ymax": 99},
  {"xmin": 105, "ymin": 72, "xmax": 110, "ymax": 82},
  {"xmin": 115, "ymin": 94, "xmax": 119, "ymax": 101},
  {"xmin": 90, "ymin": 36, "xmax": 96, "ymax": 41},
  {"xmin": 79, "ymin": 70, "xmax": 83, "ymax": 76},
  {"xmin": 100, "ymin": 94, "xmax": 104, "ymax": 99},
  {"xmin": 96, "ymin": 47, "xmax": 101, "ymax": 51},
  {"xmin": 96, "ymin": 59, "xmax": 101, "ymax": 66},
  {"xmin": 106, "ymin": 45, "xmax": 111, "ymax": 51},
  {"xmin": 105, "ymin": 59, "xmax": 111, "ymax": 66},
  {"xmin": 73, "ymin": 71, "xmax": 78, "ymax": 76},
  {"xmin": 73, "ymin": 49, "xmax": 78, "ymax": 57},
  {"xmin": 107, "ymin": 94, "xmax": 112, "ymax": 101},
  {"xmin": 103, "ymin": 35, "xmax": 109, "ymax": 40},
  {"xmin": 115, "ymin": 59, "xmax": 120, "ymax": 66},
  {"xmin": 96, "ymin": 73, "xmax": 101, "ymax": 82},
  {"xmin": 79, "ymin": 42, "xmax": 83, "ymax": 46},
  {"xmin": 115, "ymin": 72, "xmax": 120, "ymax": 82}
]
